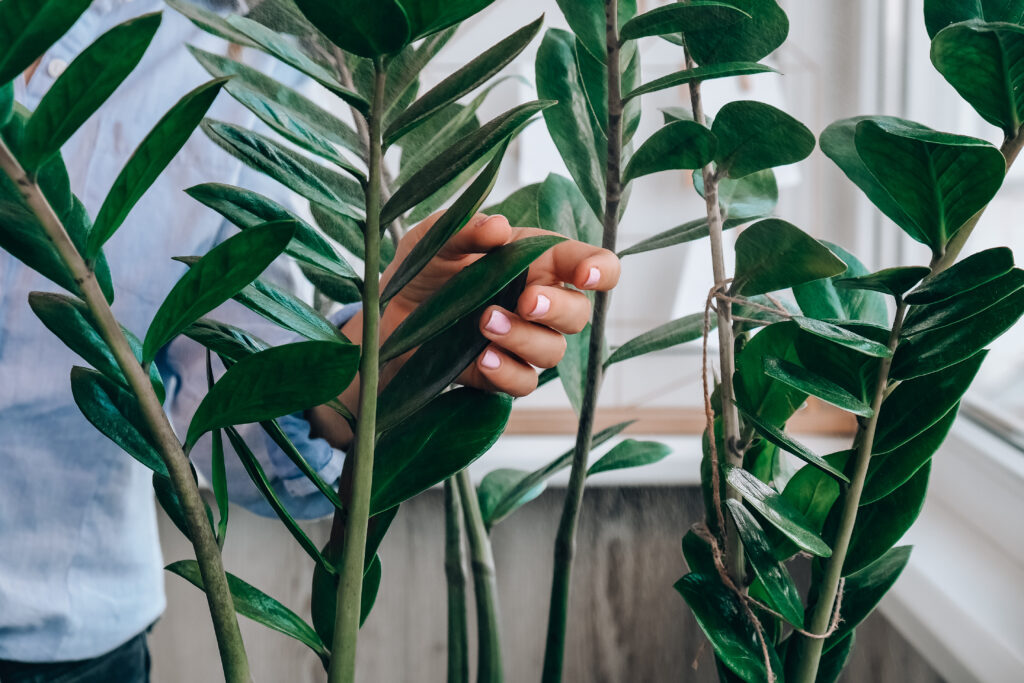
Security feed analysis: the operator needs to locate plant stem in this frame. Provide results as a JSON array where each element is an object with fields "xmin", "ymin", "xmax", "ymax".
[
  {"xmin": 0, "ymin": 139, "xmax": 249, "ymax": 682},
  {"xmin": 455, "ymin": 469, "xmax": 503, "ymax": 683},
  {"xmin": 541, "ymin": 2, "xmax": 621, "ymax": 681},
  {"xmin": 684, "ymin": 56, "xmax": 746, "ymax": 585},
  {"xmin": 791, "ymin": 301, "xmax": 908, "ymax": 683},
  {"xmin": 327, "ymin": 58, "xmax": 386, "ymax": 683},
  {"xmin": 444, "ymin": 479, "xmax": 470, "ymax": 683}
]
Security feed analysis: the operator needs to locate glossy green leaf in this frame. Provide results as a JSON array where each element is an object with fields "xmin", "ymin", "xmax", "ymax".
[
  {"xmin": 210, "ymin": 426, "xmax": 228, "ymax": 547},
  {"xmin": 485, "ymin": 183, "xmax": 541, "ymax": 228},
  {"xmin": 385, "ymin": 17, "xmax": 542, "ymax": 146},
  {"xmin": 381, "ymin": 235, "xmax": 564, "ymax": 361},
  {"xmin": 835, "ymin": 266, "xmax": 931, "ymax": 299},
  {"xmin": 399, "ymin": 0, "xmax": 499, "ymax": 43},
  {"xmin": 293, "ymin": 0, "xmax": 408, "ymax": 57},
  {"xmin": 555, "ymin": 0, "xmax": 637, "ymax": 60},
  {"xmin": 310, "ymin": 204, "xmax": 395, "ymax": 270},
  {"xmin": 905, "ymin": 246, "xmax": 1014, "ymax": 304},
  {"xmin": 299, "ymin": 264, "xmax": 362, "ymax": 305},
  {"xmin": 143, "ymin": 222, "xmax": 296, "ymax": 362},
  {"xmin": 726, "ymin": 499, "xmax": 804, "ymax": 627},
  {"xmin": 167, "ymin": 0, "xmax": 258, "ymax": 47},
  {"xmin": 842, "ymin": 466, "xmax": 928, "ymax": 576},
  {"xmin": 792, "ymin": 241, "xmax": 889, "ymax": 326},
  {"xmin": 727, "ymin": 466, "xmax": 832, "ymax": 557},
  {"xmin": 624, "ymin": 62, "xmax": 776, "ymax": 101},
  {"xmin": 863, "ymin": 404, "xmax": 958, "ymax": 505},
  {"xmin": 88, "ymin": 78, "xmax": 226, "ymax": 257},
  {"xmin": 381, "ymin": 27, "xmax": 457, "ymax": 124},
  {"xmin": 736, "ymin": 405, "xmax": 850, "ymax": 482},
  {"xmin": 618, "ymin": 215, "xmax": 751, "ymax": 257},
  {"xmin": 622, "ymin": 121, "xmax": 716, "ymax": 183},
  {"xmin": 183, "ymin": 318, "xmax": 268, "ymax": 364},
  {"xmin": 763, "ymin": 356, "xmax": 873, "ymax": 417},
  {"xmin": 733, "ymin": 219, "xmax": 847, "ymax": 296},
  {"xmin": 260, "ymin": 418, "xmax": 345, "ymax": 511},
  {"xmin": 29, "ymin": 292, "xmax": 165, "ymax": 401},
  {"xmin": 779, "ymin": 453, "xmax": 850, "ymax": 539},
  {"xmin": 587, "ymin": 439, "xmax": 671, "ymax": 476},
  {"xmin": 202, "ymin": 120, "xmax": 366, "ymax": 211},
  {"xmin": 873, "ymin": 352, "xmax": 985, "ymax": 453},
  {"xmin": 558, "ymin": 322, "xmax": 594, "ymax": 417},
  {"xmin": 793, "ymin": 316, "xmax": 892, "ymax": 358},
  {"xmin": 70, "ymin": 367, "xmax": 167, "ymax": 477},
  {"xmin": 854, "ymin": 117, "xmax": 1005, "ymax": 252},
  {"xmin": 681, "ymin": 529, "xmax": 717, "ymax": 576},
  {"xmin": 153, "ymin": 472, "xmax": 214, "ymax": 542},
  {"xmin": 396, "ymin": 85, "xmax": 488, "ymax": 183},
  {"xmin": 167, "ymin": 559, "xmax": 328, "ymax": 656},
  {"xmin": 793, "ymin": 321, "xmax": 887, "ymax": 404},
  {"xmin": 683, "ymin": 0, "xmax": 788, "ymax": 66},
  {"xmin": 478, "ymin": 469, "xmax": 546, "ymax": 528},
  {"xmin": 536, "ymin": 28, "xmax": 605, "ymax": 219},
  {"xmin": 620, "ymin": 2, "xmax": 748, "ymax": 41},
  {"xmin": 924, "ymin": 0, "xmax": 1024, "ymax": 39},
  {"xmin": 21, "ymin": 13, "xmax": 161, "ymax": 171},
  {"xmin": 675, "ymin": 572, "xmax": 784, "ymax": 682},
  {"xmin": 0, "ymin": 82, "xmax": 12, "ymax": 128},
  {"xmin": 187, "ymin": 340, "xmax": 358, "ymax": 447},
  {"xmin": 817, "ymin": 631, "xmax": 856, "ymax": 682},
  {"xmin": 734, "ymin": 321, "xmax": 807, "ymax": 425},
  {"xmin": 604, "ymin": 313, "xmax": 706, "ymax": 366},
  {"xmin": 383, "ymin": 100, "xmax": 550, "ymax": 224},
  {"xmin": 537, "ymin": 173, "xmax": 602, "ymax": 245},
  {"xmin": 825, "ymin": 546, "xmax": 913, "ymax": 651},
  {"xmin": 902, "ymin": 267, "xmax": 1024, "ymax": 336},
  {"xmin": 360, "ymin": 554, "xmax": 383, "ymax": 626},
  {"xmin": 371, "ymin": 388, "xmax": 512, "ymax": 514},
  {"xmin": 0, "ymin": 0, "xmax": 92, "ymax": 87},
  {"xmin": 712, "ymin": 100, "xmax": 814, "ymax": 179}
]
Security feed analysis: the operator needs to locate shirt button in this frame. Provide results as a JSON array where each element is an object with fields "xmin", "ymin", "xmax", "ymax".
[{"xmin": 47, "ymin": 59, "xmax": 68, "ymax": 79}]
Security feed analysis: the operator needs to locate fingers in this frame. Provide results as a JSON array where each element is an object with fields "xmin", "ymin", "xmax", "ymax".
[
  {"xmin": 463, "ymin": 345, "xmax": 539, "ymax": 397},
  {"xmin": 515, "ymin": 284, "xmax": 591, "ymax": 334},
  {"xmin": 437, "ymin": 213, "xmax": 512, "ymax": 261},
  {"xmin": 514, "ymin": 228, "xmax": 621, "ymax": 291},
  {"xmin": 479, "ymin": 306, "xmax": 567, "ymax": 368}
]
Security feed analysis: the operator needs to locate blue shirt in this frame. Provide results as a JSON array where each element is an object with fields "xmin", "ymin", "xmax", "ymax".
[{"xmin": 0, "ymin": 0, "xmax": 351, "ymax": 661}]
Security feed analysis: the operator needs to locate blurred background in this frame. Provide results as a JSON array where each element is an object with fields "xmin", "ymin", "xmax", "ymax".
[{"xmin": 147, "ymin": 0, "xmax": 1024, "ymax": 680}]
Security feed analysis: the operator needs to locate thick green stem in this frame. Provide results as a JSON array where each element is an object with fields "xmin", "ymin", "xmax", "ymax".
[
  {"xmin": 541, "ymin": 2, "xmax": 621, "ymax": 681},
  {"xmin": 791, "ymin": 302, "xmax": 908, "ymax": 683},
  {"xmin": 444, "ymin": 479, "xmax": 471, "ymax": 683},
  {"xmin": 327, "ymin": 59, "xmax": 386, "ymax": 683},
  {"xmin": 685, "ymin": 56, "xmax": 746, "ymax": 585},
  {"xmin": 455, "ymin": 470, "xmax": 503, "ymax": 683},
  {"xmin": 0, "ymin": 140, "xmax": 249, "ymax": 682}
]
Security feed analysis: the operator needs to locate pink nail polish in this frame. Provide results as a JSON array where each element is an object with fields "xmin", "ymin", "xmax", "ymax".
[
  {"xmin": 485, "ymin": 309, "xmax": 512, "ymax": 334},
  {"xmin": 481, "ymin": 349, "xmax": 501, "ymax": 369},
  {"xmin": 584, "ymin": 266, "xmax": 601, "ymax": 288},
  {"xmin": 530, "ymin": 294, "xmax": 551, "ymax": 318}
]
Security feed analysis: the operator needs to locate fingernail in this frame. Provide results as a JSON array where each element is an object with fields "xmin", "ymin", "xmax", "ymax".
[
  {"xmin": 584, "ymin": 266, "xmax": 601, "ymax": 288},
  {"xmin": 481, "ymin": 349, "xmax": 501, "ymax": 369},
  {"xmin": 530, "ymin": 294, "xmax": 551, "ymax": 318},
  {"xmin": 485, "ymin": 309, "xmax": 512, "ymax": 334}
]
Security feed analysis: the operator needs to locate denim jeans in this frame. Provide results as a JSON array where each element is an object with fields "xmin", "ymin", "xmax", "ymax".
[{"xmin": 0, "ymin": 631, "xmax": 149, "ymax": 683}]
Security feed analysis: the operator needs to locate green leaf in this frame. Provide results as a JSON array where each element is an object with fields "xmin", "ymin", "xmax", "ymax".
[
  {"xmin": 817, "ymin": 631, "xmax": 856, "ymax": 682},
  {"xmin": 792, "ymin": 241, "xmax": 889, "ymax": 326},
  {"xmin": 399, "ymin": 0, "xmax": 499, "ymax": 43},
  {"xmin": 712, "ymin": 100, "xmax": 814, "ymax": 179},
  {"xmin": 202, "ymin": 120, "xmax": 365, "ymax": 212},
  {"xmin": 167, "ymin": 559, "xmax": 328, "ymax": 655},
  {"xmin": 360, "ymin": 554, "xmax": 383, "ymax": 626},
  {"xmin": 299, "ymin": 264, "xmax": 362, "ymax": 305},
  {"xmin": 232, "ymin": 273, "xmax": 354, "ymax": 342},
  {"xmin": 793, "ymin": 322, "xmax": 887, "ymax": 404},
  {"xmin": 536, "ymin": 28, "xmax": 605, "ymax": 219},
  {"xmin": 622, "ymin": 121, "xmax": 716, "ymax": 183},
  {"xmin": 587, "ymin": 439, "xmax": 671, "ymax": 476},
  {"xmin": 0, "ymin": 82, "xmax": 12, "ymax": 127},
  {"xmin": 371, "ymin": 388, "xmax": 512, "ymax": 514},
  {"xmin": 88, "ymin": 78, "xmax": 226, "ymax": 257},
  {"xmin": 381, "ymin": 27, "xmax": 458, "ymax": 124},
  {"xmin": 396, "ymin": 87, "xmax": 486, "ymax": 183},
  {"xmin": 184, "ymin": 318, "xmax": 268, "ymax": 362},
  {"xmin": 537, "ymin": 173, "xmax": 602, "ymax": 245},
  {"xmin": 906, "ymin": 246, "xmax": 1014, "ymax": 304},
  {"xmin": 478, "ymin": 469, "xmax": 546, "ymax": 527},
  {"xmin": 824, "ymin": 546, "xmax": 912, "ymax": 651},
  {"xmin": 555, "ymin": 0, "xmax": 637, "ymax": 61},
  {"xmin": 733, "ymin": 219, "xmax": 847, "ymax": 296},
  {"xmin": 734, "ymin": 321, "xmax": 807, "ymax": 425},
  {"xmin": 924, "ymin": 0, "xmax": 1024, "ymax": 39},
  {"xmin": 793, "ymin": 316, "xmax": 892, "ymax": 358},
  {"xmin": 841, "ymin": 465, "xmax": 928, "ymax": 576},
  {"xmin": 21, "ymin": 13, "xmax": 161, "ymax": 171},
  {"xmin": 29, "ymin": 292, "xmax": 165, "ymax": 401},
  {"xmin": 863, "ymin": 404, "xmax": 958, "ymax": 505},
  {"xmin": 873, "ymin": 352, "xmax": 985, "ymax": 453},
  {"xmin": 605, "ymin": 313, "xmax": 707, "ymax": 366},
  {"xmin": 167, "ymin": 0, "xmax": 258, "ymax": 47},
  {"xmin": 695, "ymin": 167, "xmax": 780, "ymax": 222},
  {"xmin": 384, "ymin": 17, "xmax": 543, "ymax": 147},
  {"xmin": 683, "ymin": 0, "xmax": 788, "ymax": 66},
  {"xmin": 726, "ymin": 499, "xmax": 804, "ymax": 627},
  {"xmin": 779, "ymin": 453, "xmax": 849, "ymax": 539},
  {"xmin": 485, "ymin": 183, "xmax": 541, "ymax": 228},
  {"xmin": 854, "ymin": 117, "xmax": 1005, "ymax": 252},
  {"xmin": 210, "ymin": 427, "xmax": 228, "ymax": 547},
  {"xmin": 381, "ymin": 235, "xmax": 564, "ymax": 361},
  {"xmin": 70, "ymin": 367, "xmax": 167, "ymax": 477},
  {"xmin": 618, "ymin": 215, "xmax": 751, "ymax": 257},
  {"xmin": 624, "ymin": 62, "xmax": 776, "ymax": 101},
  {"xmin": 143, "ymin": 222, "xmax": 296, "ymax": 362},
  {"xmin": 834, "ymin": 266, "xmax": 931, "ymax": 299},
  {"xmin": 681, "ymin": 529, "xmax": 717, "ymax": 576},
  {"xmin": 620, "ymin": 2, "xmax": 749, "ymax": 41},
  {"xmin": 558, "ymin": 322, "xmax": 593, "ymax": 416},
  {"xmin": 153, "ymin": 472, "xmax": 214, "ymax": 542},
  {"xmin": 383, "ymin": 143, "xmax": 507, "ymax": 303},
  {"xmin": 675, "ymin": 572, "xmax": 784, "ymax": 682},
  {"xmin": 0, "ymin": 0, "xmax": 92, "ymax": 86},
  {"xmin": 187, "ymin": 340, "xmax": 358, "ymax": 447},
  {"xmin": 736, "ymin": 405, "xmax": 850, "ymax": 482},
  {"xmin": 727, "ymin": 466, "xmax": 832, "ymax": 557},
  {"xmin": 932, "ymin": 20, "xmax": 1024, "ymax": 135},
  {"xmin": 293, "ymin": 0, "xmax": 409, "ymax": 57},
  {"xmin": 763, "ymin": 356, "xmax": 873, "ymax": 417},
  {"xmin": 383, "ymin": 100, "xmax": 551, "ymax": 224},
  {"xmin": 902, "ymin": 267, "xmax": 1024, "ymax": 336},
  {"xmin": 311, "ymin": 204, "xmax": 395, "ymax": 270}
]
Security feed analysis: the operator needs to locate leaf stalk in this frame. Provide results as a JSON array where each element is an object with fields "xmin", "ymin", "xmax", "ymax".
[{"xmin": 444, "ymin": 479, "xmax": 470, "ymax": 683}]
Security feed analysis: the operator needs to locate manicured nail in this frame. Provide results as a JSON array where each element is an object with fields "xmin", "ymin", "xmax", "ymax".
[
  {"xmin": 530, "ymin": 294, "xmax": 551, "ymax": 317},
  {"xmin": 584, "ymin": 266, "xmax": 601, "ymax": 288},
  {"xmin": 485, "ymin": 309, "xmax": 512, "ymax": 334},
  {"xmin": 481, "ymin": 349, "xmax": 501, "ymax": 369}
]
